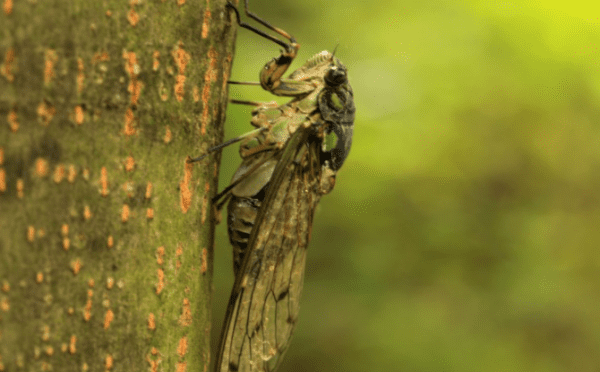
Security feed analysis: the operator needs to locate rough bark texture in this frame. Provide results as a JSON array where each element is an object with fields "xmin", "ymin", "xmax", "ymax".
[{"xmin": 0, "ymin": 0, "xmax": 236, "ymax": 370}]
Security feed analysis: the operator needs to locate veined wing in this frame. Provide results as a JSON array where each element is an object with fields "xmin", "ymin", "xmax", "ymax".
[{"xmin": 215, "ymin": 126, "xmax": 323, "ymax": 372}]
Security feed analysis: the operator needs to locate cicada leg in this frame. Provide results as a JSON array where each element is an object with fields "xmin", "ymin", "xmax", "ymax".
[
  {"xmin": 226, "ymin": 1, "xmax": 315, "ymax": 96},
  {"xmin": 229, "ymin": 99, "xmax": 278, "ymax": 108}
]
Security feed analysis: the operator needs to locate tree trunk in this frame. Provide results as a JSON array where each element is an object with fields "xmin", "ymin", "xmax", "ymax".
[{"xmin": 0, "ymin": 0, "xmax": 236, "ymax": 370}]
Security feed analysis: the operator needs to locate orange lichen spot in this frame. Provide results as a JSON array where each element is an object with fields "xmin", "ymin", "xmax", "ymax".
[
  {"xmin": 105, "ymin": 10, "xmax": 112, "ymax": 17},
  {"xmin": 156, "ymin": 269, "xmax": 164, "ymax": 294},
  {"xmin": 177, "ymin": 0, "xmax": 185, "ymax": 5},
  {"xmin": 62, "ymin": 238, "xmax": 70, "ymax": 250},
  {"xmin": 106, "ymin": 277, "xmax": 114, "ymax": 289},
  {"xmin": 173, "ymin": 41, "xmax": 190, "ymax": 74},
  {"xmin": 107, "ymin": 235, "xmax": 114, "ymax": 248},
  {"xmin": 163, "ymin": 126, "xmax": 173, "ymax": 144},
  {"xmin": 16, "ymin": 178, "xmax": 24, "ymax": 198},
  {"xmin": 74, "ymin": 105, "xmax": 84, "ymax": 125},
  {"xmin": 44, "ymin": 49, "xmax": 58, "ymax": 85},
  {"xmin": 200, "ymin": 248, "xmax": 207, "ymax": 274},
  {"xmin": 61, "ymin": 343, "xmax": 67, "ymax": 352},
  {"xmin": 129, "ymin": 80, "xmax": 142, "ymax": 105},
  {"xmin": 105, "ymin": 354, "xmax": 113, "ymax": 370},
  {"xmin": 146, "ymin": 208, "xmax": 154, "ymax": 220},
  {"xmin": 61, "ymin": 224, "xmax": 69, "ymax": 237},
  {"xmin": 82, "ymin": 363, "xmax": 89, "ymax": 371},
  {"xmin": 0, "ymin": 297, "xmax": 9, "ymax": 312},
  {"xmin": 0, "ymin": 169, "xmax": 5, "ymax": 193},
  {"xmin": 37, "ymin": 101, "xmax": 56, "ymax": 126},
  {"xmin": 147, "ymin": 350, "xmax": 160, "ymax": 372},
  {"xmin": 0, "ymin": 147, "xmax": 3, "ymax": 165},
  {"xmin": 103, "ymin": 309, "xmax": 114, "ymax": 329},
  {"xmin": 1, "ymin": 281, "xmax": 9, "ymax": 292},
  {"xmin": 45, "ymin": 346, "xmax": 54, "ymax": 356},
  {"xmin": 84, "ymin": 300, "xmax": 92, "ymax": 321},
  {"xmin": 177, "ymin": 362, "xmax": 187, "ymax": 372},
  {"xmin": 41, "ymin": 325, "xmax": 50, "ymax": 340},
  {"xmin": 174, "ymin": 74, "xmax": 186, "ymax": 102},
  {"xmin": 35, "ymin": 158, "xmax": 49, "ymax": 178},
  {"xmin": 36, "ymin": 272, "xmax": 43, "ymax": 283},
  {"xmin": 121, "ymin": 204, "xmax": 130, "ymax": 223},
  {"xmin": 0, "ymin": 47, "xmax": 15, "ymax": 82},
  {"xmin": 37, "ymin": 228, "xmax": 46, "ymax": 238},
  {"xmin": 177, "ymin": 336, "xmax": 188, "ymax": 357},
  {"xmin": 77, "ymin": 58, "xmax": 85, "ymax": 93},
  {"xmin": 67, "ymin": 307, "xmax": 74, "ymax": 315},
  {"xmin": 71, "ymin": 258, "xmax": 82, "ymax": 275},
  {"xmin": 156, "ymin": 246, "xmax": 165, "ymax": 265},
  {"xmin": 200, "ymin": 47, "xmax": 218, "ymax": 135},
  {"xmin": 147, "ymin": 313, "xmax": 156, "ymax": 330},
  {"xmin": 125, "ymin": 156, "xmax": 135, "ymax": 172},
  {"xmin": 201, "ymin": 6, "xmax": 211, "ymax": 39},
  {"xmin": 69, "ymin": 335, "xmax": 77, "ymax": 354},
  {"xmin": 123, "ymin": 51, "xmax": 137, "ymax": 76},
  {"xmin": 148, "ymin": 360, "xmax": 159, "ymax": 372},
  {"xmin": 87, "ymin": 278, "xmax": 95, "ymax": 288},
  {"xmin": 178, "ymin": 298, "xmax": 192, "ymax": 327},
  {"xmin": 8, "ymin": 108, "xmax": 18, "ymax": 132},
  {"xmin": 91, "ymin": 51, "xmax": 110, "ymax": 65},
  {"xmin": 127, "ymin": 6, "xmax": 139, "ymax": 26},
  {"xmin": 100, "ymin": 166, "xmax": 109, "ymax": 196},
  {"xmin": 82, "ymin": 167, "xmax": 90, "ymax": 181},
  {"xmin": 124, "ymin": 107, "xmax": 137, "ymax": 136},
  {"xmin": 27, "ymin": 226, "xmax": 36, "ymax": 243},
  {"xmin": 179, "ymin": 158, "xmax": 193, "ymax": 213},
  {"xmin": 53, "ymin": 164, "xmax": 65, "ymax": 183},
  {"xmin": 172, "ymin": 42, "xmax": 191, "ymax": 102},
  {"xmin": 145, "ymin": 182, "xmax": 153, "ymax": 199},
  {"xmin": 123, "ymin": 52, "xmax": 142, "ymax": 104},
  {"xmin": 68, "ymin": 165, "xmax": 76, "ymax": 183},
  {"xmin": 2, "ymin": 0, "xmax": 10, "ymax": 15},
  {"xmin": 152, "ymin": 51, "xmax": 160, "ymax": 71},
  {"xmin": 83, "ymin": 205, "xmax": 92, "ymax": 221}
]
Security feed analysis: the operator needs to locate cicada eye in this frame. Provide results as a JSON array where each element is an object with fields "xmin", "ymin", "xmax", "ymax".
[{"xmin": 324, "ymin": 65, "xmax": 347, "ymax": 86}]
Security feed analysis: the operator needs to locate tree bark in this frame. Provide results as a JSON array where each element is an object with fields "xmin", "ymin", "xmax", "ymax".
[{"xmin": 0, "ymin": 0, "xmax": 236, "ymax": 370}]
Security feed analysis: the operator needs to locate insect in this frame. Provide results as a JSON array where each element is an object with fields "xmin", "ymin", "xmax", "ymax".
[{"xmin": 190, "ymin": 1, "xmax": 355, "ymax": 371}]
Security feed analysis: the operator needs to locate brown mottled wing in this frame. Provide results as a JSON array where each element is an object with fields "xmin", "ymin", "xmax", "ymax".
[{"xmin": 215, "ymin": 127, "xmax": 321, "ymax": 372}]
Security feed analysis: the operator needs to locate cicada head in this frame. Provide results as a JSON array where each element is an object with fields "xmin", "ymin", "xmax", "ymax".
[{"xmin": 317, "ymin": 54, "xmax": 355, "ymax": 171}]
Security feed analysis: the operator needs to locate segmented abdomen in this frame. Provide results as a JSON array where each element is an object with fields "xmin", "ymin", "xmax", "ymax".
[{"xmin": 227, "ymin": 194, "xmax": 262, "ymax": 275}]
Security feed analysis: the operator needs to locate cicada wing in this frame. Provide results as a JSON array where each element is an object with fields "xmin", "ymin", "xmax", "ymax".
[{"xmin": 216, "ymin": 128, "xmax": 322, "ymax": 372}]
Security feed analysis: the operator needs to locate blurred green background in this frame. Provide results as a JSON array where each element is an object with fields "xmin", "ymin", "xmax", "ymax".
[{"xmin": 212, "ymin": 1, "xmax": 600, "ymax": 371}]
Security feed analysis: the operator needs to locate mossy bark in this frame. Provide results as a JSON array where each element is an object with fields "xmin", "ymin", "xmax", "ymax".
[{"xmin": 0, "ymin": 0, "xmax": 236, "ymax": 370}]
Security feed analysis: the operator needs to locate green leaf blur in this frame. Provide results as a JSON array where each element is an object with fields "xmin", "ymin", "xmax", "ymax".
[{"xmin": 213, "ymin": 1, "xmax": 600, "ymax": 371}]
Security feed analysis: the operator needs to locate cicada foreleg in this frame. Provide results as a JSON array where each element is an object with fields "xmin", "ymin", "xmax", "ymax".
[{"xmin": 226, "ymin": 1, "xmax": 316, "ymax": 97}]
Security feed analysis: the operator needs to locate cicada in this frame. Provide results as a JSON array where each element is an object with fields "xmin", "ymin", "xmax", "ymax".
[{"xmin": 190, "ymin": 1, "xmax": 355, "ymax": 371}]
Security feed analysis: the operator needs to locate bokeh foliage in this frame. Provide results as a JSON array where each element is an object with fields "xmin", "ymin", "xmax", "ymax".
[{"xmin": 212, "ymin": 1, "xmax": 600, "ymax": 371}]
